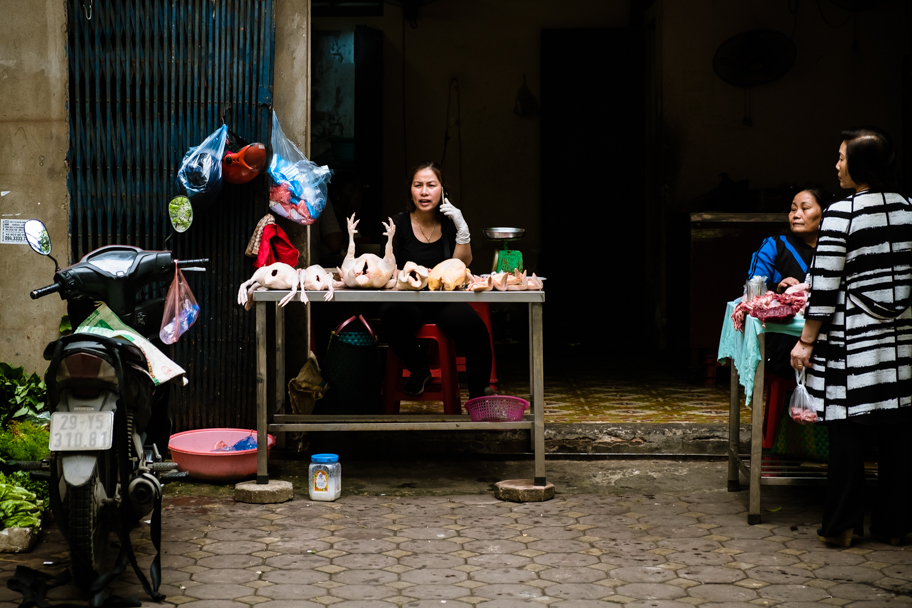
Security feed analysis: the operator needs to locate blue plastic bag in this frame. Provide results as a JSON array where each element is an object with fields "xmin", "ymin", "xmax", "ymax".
[
  {"xmin": 210, "ymin": 434, "xmax": 257, "ymax": 452},
  {"xmin": 178, "ymin": 125, "xmax": 228, "ymax": 207},
  {"xmin": 267, "ymin": 111, "xmax": 332, "ymax": 225}
]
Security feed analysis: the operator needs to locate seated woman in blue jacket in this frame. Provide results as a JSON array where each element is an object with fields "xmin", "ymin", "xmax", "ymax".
[{"xmin": 747, "ymin": 188, "xmax": 828, "ymax": 376}]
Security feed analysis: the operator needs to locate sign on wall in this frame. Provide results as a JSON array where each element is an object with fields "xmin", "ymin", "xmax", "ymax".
[{"xmin": 0, "ymin": 219, "xmax": 27, "ymax": 244}]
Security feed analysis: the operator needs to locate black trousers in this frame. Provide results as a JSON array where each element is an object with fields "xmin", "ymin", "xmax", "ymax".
[
  {"xmin": 380, "ymin": 302, "xmax": 492, "ymax": 399},
  {"xmin": 821, "ymin": 418, "xmax": 912, "ymax": 538}
]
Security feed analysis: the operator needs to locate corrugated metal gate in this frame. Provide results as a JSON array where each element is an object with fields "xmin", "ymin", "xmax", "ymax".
[{"xmin": 66, "ymin": 0, "xmax": 276, "ymax": 431}]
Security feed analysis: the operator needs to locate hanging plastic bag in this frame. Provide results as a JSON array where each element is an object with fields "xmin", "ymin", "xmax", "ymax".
[
  {"xmin": 789, "ymin": 368, "xmax": 819, "ymax": 425},
  {"xmin": 178, "ymin": 125, "xmax": 228, "ymax": 208},
  {"xmin": 159, "ymin": 265, "xmax": 201, "ymax": 345},
  {"xmin": 267, "ymin": 111, "xmax": 332, "ymax": 225}
]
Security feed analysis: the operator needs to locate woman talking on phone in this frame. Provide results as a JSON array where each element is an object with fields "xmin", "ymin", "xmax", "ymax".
[{"xmin": 380, "ymin": 161, "xmax": 493, "ymax": 399}]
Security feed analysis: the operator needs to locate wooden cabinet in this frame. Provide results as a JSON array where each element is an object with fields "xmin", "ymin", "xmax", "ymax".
[{"xmin": 689, "ymin": 213, "xmax": 789, "ymax": 375}]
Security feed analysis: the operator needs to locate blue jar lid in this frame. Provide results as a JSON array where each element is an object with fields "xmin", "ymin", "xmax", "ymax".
[{"xmin": 311, "ymin": 453, "xmax": 339, "ymax": 463}]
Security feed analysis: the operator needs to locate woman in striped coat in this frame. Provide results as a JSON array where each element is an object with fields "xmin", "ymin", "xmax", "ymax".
[{"xmin": 791, "ymin": 127, "xmax": 912, "ymax": 547}]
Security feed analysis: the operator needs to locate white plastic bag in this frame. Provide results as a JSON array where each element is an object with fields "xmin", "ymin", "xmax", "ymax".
[
  {"xmin": 267, "ymin": 111, "xmax": 332, "ymax": 225},
  {"xmin": 789, "ymin": 368, "xmax": 819, "ymax": 425}
]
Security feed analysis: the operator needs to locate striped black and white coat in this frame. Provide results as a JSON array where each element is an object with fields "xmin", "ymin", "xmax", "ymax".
[{"xmin": 805, "ymin": 190, "xmax": 912, "ymax": 421}]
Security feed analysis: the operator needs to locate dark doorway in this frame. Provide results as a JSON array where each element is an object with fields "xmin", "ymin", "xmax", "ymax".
[{"xmin": 540, "ymin": 28, "xmax": 646, "ymax": 352}]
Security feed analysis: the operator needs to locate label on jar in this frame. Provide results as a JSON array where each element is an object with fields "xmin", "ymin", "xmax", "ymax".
[{"xmin": 314, "ymin": 470, "xmax": 328, "ymax": 492}]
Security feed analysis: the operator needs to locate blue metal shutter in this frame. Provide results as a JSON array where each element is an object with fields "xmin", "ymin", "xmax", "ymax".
[{"xmin": 66, "ymin": 0, "xmax": 275, "ymax": 430}]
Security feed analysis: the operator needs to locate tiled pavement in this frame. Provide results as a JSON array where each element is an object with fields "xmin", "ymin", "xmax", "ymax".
[{"xmin": 3, "ymin": 487, "xmax": 912, "ymax": 607}]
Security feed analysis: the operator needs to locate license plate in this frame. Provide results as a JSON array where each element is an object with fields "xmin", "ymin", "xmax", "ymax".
[{"xmin": 49, "ymin": 412, "xmax": 114, "ymax": 451}]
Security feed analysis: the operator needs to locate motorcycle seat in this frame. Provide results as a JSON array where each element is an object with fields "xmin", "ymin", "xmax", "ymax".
[{"xmin": 44, "ymin": 336, "xmax": 146, "ymax": 368}]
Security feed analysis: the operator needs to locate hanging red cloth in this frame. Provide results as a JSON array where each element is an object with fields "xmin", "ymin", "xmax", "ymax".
[{"xmin": 255, "ymin": 223, "xmax": 300, "ymax": 268}]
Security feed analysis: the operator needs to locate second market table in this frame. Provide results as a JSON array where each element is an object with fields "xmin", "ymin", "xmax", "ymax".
[
  {"xmin": 251, "ymin": 287, "xmax": 547, "ymax": 487},
  {"xmin": 719, "ymin": 298, "xmax": 810, "ymax": 524}
]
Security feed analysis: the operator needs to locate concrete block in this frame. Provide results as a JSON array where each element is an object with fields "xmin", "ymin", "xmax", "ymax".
[
  {"xmin": 234, "ymin": 480, "xmax": 294, "ymax": 504},
  {"xmin": 493, "ymin": 479, "xmax": 555, "ymax": 503},
  {"xmin": 0, "ymin": 527, "xmax": 36, "ymax": 553}
]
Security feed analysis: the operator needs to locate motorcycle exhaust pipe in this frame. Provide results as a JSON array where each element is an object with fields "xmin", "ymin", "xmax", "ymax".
[{"xmin": 128, "ymin": 472, "xmax": 162, "ymax": 518}]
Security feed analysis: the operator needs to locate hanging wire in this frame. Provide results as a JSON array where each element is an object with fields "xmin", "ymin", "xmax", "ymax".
[
  {"xmin": 814, "ymin": 0, "xmax": 853, "ymax": 28},
  {"xmin": 788, "ymin": 0, "xmax": 799, "ymax": 39},
  {"xmin": 743, "ymin": 87, "xmax": 753, "ymax": 127},
  {"xmin": 82, "ymin": 0, "xmax": 92, "ymax": 20},
  {"xmin": 440, "ymin": 78, "xmax": 463, "ymax": 203},
  {"xmin": 401, "ymin": 7, "xmax": 408, "ymax": 173}
]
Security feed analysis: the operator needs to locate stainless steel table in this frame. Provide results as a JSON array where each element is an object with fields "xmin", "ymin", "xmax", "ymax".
[{"xmin": 252, "ymin": 288, "xmax": 547, "ymax": 486}]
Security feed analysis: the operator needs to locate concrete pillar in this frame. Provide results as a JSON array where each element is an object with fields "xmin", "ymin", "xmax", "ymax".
[{"xmin": 0, "ymin": 0, "xmax": 69, "ymax": 374}]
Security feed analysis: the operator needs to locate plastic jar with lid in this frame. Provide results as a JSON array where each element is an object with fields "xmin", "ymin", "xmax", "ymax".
[{"xmin": 309, "ymin": 453, "xmax": 341, "ymax": 501}]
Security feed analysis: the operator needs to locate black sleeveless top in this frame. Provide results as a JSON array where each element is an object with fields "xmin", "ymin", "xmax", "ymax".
[{"xmin": 391, "ymin": 211, "xmax": 457, "ymax": 268}]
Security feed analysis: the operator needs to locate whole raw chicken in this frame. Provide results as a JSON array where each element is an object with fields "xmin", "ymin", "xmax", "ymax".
[
  {"xmin": 397, "ymin": 261, "xmax": 429, "ymax": 291},
  {"xmin": 237, "ymin": 262, "xmax": 302, "ymax": 310},
  {"xmin": 428, "ymin": 258, "xmax": 470, "ymax": 291},
  {"xmin": 301, "ymin": 265, "xmax": 335, "ymax": 301},
  {"xmin": 339, "ymin": 214, "xmax": 398, "ymax": 289}
]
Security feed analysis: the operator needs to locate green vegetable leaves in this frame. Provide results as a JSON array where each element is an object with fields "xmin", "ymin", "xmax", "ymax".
[
  {"xmin": 0, "ymin": 421, "xmax": 50, "ymax": 462},
  {"xmin": 0, "ymin": 363, "xmax": 47, "ymax": 427},
  {"xmin": 0, "ymin": 472, "xmax": 45, "ymax": 530}
]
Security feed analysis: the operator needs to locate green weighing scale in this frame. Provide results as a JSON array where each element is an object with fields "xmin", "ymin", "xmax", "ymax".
[{"xmin": 484, "ymin": 227, "xmax": 526, "ymax": 273}]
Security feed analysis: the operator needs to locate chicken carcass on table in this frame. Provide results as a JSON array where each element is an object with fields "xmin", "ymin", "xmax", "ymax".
[
  {"xmin": 237, "ymin": 262, "xmax": 303, "ymax": 310},
  {"xmin": 731, "ymin": 289, "xmax": 808, "ymax": 331},
  {"xmin": 397, "ymin": 261, "xmax": 429, "ymax": 291},
  {"xmin": 338, "ymin": 213, "xmax": 397, "ymax": 289},
  {"xmin": 301, "ymin": 265, "xmax": 335, "ymax": 301},
  {"xmin": 466, "ymin": 273, "xmax": 493, "ymax": 292},
  {"xmin": 428, "ymin": 258, "xmax": 470, "ymax": 291},
  {"xmin": 491, "ymin": 269, "xmax": 544, "ymax": 291}
]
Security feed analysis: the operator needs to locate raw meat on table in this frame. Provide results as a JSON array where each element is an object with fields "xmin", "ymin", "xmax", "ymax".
[{"xmin": 731, "ymin": 289, "xmax": 807, "ymax": 332}]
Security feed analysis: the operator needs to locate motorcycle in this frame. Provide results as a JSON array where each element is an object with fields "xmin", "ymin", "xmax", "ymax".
[{"xmin": 24, "ymin": 213, "xmax": 206, "ymax": 603}]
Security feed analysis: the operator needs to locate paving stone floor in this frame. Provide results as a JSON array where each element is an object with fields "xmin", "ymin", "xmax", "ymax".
[{"xmin": 2, "ymin": 483, "xmax": 912, "ymax": 607}]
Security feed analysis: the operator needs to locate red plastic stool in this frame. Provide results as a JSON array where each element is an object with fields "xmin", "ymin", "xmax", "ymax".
[
  {"xmin": 763, "ymin": 373, "xmax": 797, "ymax": 449},
  {"xmin": 383, "ymin": 324, "xmax": 461, "ymax": 415},
  {"xmin": 456, "ymin": 302, "xmax": 499, "ymax": 389}
]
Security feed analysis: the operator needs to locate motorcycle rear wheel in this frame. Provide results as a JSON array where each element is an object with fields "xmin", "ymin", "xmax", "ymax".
[{"xmin": 67, "ymin": 471, "xmax": 109, "ymax": 585}]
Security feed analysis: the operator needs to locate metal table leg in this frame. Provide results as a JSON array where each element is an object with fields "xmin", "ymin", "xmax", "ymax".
[
  {"xmin": 728, "ymin": 359, "xmax": 740, "ymax": 492},
  {"xmin": 530, "ymin": 303, "xmax": 546, "ymax": 486},
  {"xmin": 274, "ymin": 302, "xmax": 285, "ymax": 419},
  {"xmin": 256, "ymin": 301, "xmax": 269, "ymax": 484},
  {"xmin": 748, "ymin": 334, "xmax": 765, "ymax": 524}
]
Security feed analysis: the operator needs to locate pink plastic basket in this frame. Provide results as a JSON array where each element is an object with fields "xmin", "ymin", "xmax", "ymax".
[{"xmin": 464, "ymin": 395, "xmax": 530, "ymax": 422}]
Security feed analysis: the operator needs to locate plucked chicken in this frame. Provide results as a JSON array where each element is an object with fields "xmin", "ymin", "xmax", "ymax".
[
  {"xmin": 397, "ymin": 261, "xmax": 429, "ymax": 291},
  {"xmin": 465, "ymin": 273, "xmax": 493, "ymax": 292},
  {"xmin": 491, "ymin": 269, "xmax": 544, "ymax": 291},
  {"xmin": 237, "ymin": 262, "xmax": 303, "ymax": 310},
  {"xmin": 428, "ymin": 258, "xmax": 470, "ymax": 291},
  {"xmin": 338, "ymin": 213, "xmax": 398, "ymax": 289},
  {"xmin": 301, "ymin": 264, "xmax": 335, "ymax": 301}
]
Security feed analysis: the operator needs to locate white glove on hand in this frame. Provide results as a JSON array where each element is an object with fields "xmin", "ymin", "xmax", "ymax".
[{"xmin": 439, "ymin": 198, "xmax": 470, "ymax": 245}]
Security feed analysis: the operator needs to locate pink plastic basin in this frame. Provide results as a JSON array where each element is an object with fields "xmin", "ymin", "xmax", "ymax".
[{"xmin": 168, "ymin": 428, "xmax": 275, "ymax": 481}]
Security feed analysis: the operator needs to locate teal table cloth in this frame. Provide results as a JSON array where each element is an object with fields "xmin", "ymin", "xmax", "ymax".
[{"xmin": 717, "ymin": 298, "xmax": 804, "ymax": 403}]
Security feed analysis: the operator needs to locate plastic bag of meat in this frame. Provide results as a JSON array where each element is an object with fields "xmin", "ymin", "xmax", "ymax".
[
  {"xmin": 789, "ymin": 369, "xmax": 819, "ymax": 425},
  {"xmin": 267, "ymin": 111, "xmax": 332, "ymax": 225}
]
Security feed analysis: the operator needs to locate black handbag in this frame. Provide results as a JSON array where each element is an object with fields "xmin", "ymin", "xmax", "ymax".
[{"xmin": 314, "ymin": 315, "xmax": 382, "ymax": 415}]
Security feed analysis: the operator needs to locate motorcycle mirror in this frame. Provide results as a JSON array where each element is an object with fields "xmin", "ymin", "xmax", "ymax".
[
  {"xmin": 24, "ymin": 219, "xmax": 60, "ymax": 271},
  {"xmin": 168, "ymin": 196, "xmax": 193, "ymax": 233},
  {"xmin": 24, "ymin": 219, "xmax": 51, "ymax": 255}
]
